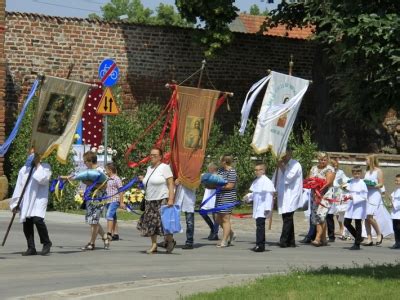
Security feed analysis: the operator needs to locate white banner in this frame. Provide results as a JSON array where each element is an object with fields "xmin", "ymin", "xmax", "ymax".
[{"xmin": 251, "ymin": 71, "xmax": 309, "ymax": 156}]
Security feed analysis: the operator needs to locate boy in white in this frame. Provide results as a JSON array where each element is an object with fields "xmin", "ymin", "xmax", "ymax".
[
  {"xmin": 390, "ymin": 174, "xmax": 400, "ymax": 249},
  {"xmin": 244, "ymin": 163, "xmax": 275, "ymax": 252},
  {"xmin": 343, "ymin": 165, "xmax": 368, "ymax": 250}
]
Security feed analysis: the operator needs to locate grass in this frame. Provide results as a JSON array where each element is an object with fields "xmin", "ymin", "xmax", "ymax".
[{"xmin": 185, "ymin": 263, "xmax": 400, "ymax": 299}]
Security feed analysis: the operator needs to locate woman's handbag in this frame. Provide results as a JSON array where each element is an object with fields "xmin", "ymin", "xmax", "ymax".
[{"xmin": 140, "ymin": 198, "xmax": 146, "ymax": 211}]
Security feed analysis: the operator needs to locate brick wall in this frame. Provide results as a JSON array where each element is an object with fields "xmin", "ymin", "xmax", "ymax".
[
  {"xmin": 0, "ymin": 1, "xmax": 5, "ymax": 176},
  {"xmin": 2, "ymin": 12, "xmax": 316, "ymax": 175}
]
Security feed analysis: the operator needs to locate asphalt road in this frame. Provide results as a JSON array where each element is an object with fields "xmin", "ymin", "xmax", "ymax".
[{"xmin": 0, "ymin": 211, "xmax": 398, "ymax": 299}]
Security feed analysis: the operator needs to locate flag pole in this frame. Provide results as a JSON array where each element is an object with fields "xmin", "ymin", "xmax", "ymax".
[{"xmin": 268, "ymin": 55, "xmax": 294, "ymax": 230}]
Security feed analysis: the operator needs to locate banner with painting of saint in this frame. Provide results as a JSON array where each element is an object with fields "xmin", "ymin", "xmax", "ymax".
[
  {"xmin": 251, "ymin": 71, "xmax": 309, "ymax": 157},
  {"xmin": 171, "ymin": 86, "xmax": 220, "ymax": 190},
  {"xmin": 31, "ymin": 76, "xmax": 91, "ymax": 163}
]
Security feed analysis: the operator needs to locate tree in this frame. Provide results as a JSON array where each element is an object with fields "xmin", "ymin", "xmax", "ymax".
[
  {"xmin": 249, "ymin": 4, "xmax": 269, "ymax": 16},
  {"xmin": 89, "ymin": 0, "xmax": 193, "ymax": 27},
  {"xmin": 176, "ymin": 0, "xmax": 239, "ymax": 57},
  {"xmin": 263, "ymin": 1, "xmax": 400, "ymax": 133}
]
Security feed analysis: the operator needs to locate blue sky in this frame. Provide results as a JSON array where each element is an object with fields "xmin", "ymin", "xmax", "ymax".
[{"xmin": 6, "ymin": 0, "xmax": 278, "ymax": 18}]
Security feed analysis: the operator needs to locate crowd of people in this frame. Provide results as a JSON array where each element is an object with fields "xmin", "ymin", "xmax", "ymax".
[{"xmin": 9, "ymin": 148, "xmax": 400, "ymax": 255}]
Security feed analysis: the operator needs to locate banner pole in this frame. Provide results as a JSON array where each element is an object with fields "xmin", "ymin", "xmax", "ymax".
[{"xmin": 197, "ymin": 59, "xmax": 206, "ymax": 88}]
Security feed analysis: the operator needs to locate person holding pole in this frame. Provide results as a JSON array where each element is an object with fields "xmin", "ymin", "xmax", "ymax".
[
  {"xmin": 273, "ymin": 147, "xmax": 303, "ymax": 248},
  {"xmin": 9, "ymin": 152, "xmax": 52, "ymax": 256}
]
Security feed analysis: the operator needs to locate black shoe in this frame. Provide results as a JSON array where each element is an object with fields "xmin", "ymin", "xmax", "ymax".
[
  {"xmin": 182, "ymin": 244, "xmax": 194, "ymax": 250},
  {"xmin": 328, "ymin": 238, "xmax": 335, "ymax": 243},
  {"xmin": 22, "ymin": 248, "xmax": 37, "ymax": 256},
  {"xmin": 41, "ymin": 242, "xmax": 52, "ymax": 256},
  {"xmin": 289, "ymin": 243, "xmax": 297, "ymax": 248},
  {"xmin": 299, "ymin": 238, "xmax": 311, "ymax": 244},
  {"xmin": 157, "ymin": 241, "xmax": 167, "ymax": 248},
  {"xmin": 376, "ymin": 234, "xmax": 383, "ymax": 246},
  {"xmin": 208, "ymin": 233, "xmax": 219, "ymax": 241},
  {"xmin": 112, "ymin": 234, "xmax": 120, "ymax": 241},
  {"xmin": 350, "ymin": 244, "xmax": 360, "ymax": 250},
  {"xmin": 252, "ymin": 246, "xmax": 265, "ymax": 252},
  {"xmin": 278, "ymin": 242, "xmax": 288, "ymax": 248},
  {"xmin": 390, "ymin": 243, "xmax": 400, "ymax": 250}
]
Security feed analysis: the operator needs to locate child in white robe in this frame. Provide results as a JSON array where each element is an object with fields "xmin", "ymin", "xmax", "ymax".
[
  {"xmin": 244, "ymin": 163, "xmax": 275, "ymax": 252},
  {"xmin": 343, "ymin": 165, "xmax": 368, "ymax": 250},
  {"xmin": 390, "ymin": 174, "xmax": 400, "ymax": 249}
]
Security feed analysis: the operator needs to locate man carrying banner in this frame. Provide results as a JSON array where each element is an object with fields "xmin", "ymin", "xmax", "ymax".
[
  {"xmin": 273, "ymin": 147, "xmax": 303, "ymax": 248},
  {"xmin": 10, "ymin": 152, "xmax": 52, "ymax": 256}
]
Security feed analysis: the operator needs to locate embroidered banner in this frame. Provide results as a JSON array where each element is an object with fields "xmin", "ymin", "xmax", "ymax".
[
  {"xmin": 251, "ymin": 71, "xmax": 309, "ymax": 156},
  {"xmin": 31, "ymin": 76, "xmax": 91, "ymax": 163},
  {"xmin": 171, "ymin": 86, "xmax": 220, "ymax": 189}
]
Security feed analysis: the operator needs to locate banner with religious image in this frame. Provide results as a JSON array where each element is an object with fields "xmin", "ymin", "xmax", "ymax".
[
  {"xmin": 251, "ymin": 71, "xmax": 309, "ymax": 156},
  {"xmin": 171, "ymin": 86, "xmax": 220, "ymax": 190},
  {"xmin": 31, "ymin": 76, "xmax": 91, "ymax": 163}
]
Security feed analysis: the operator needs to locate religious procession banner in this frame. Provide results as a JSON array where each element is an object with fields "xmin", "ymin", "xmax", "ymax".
[
  {"xmin": 171, "ymin": 86, "xmax": 220, "ymax": 190},
  {"xmin": 251, "ymin": 71, "xmax": 309, "ymax": 156},
  {"xmin": 31, "ymin": 76, "xmax": 91, "ymax": 163}
]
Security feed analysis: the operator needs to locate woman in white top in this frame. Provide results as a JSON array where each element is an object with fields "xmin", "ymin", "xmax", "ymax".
[
  {"xmin": 137, "ymin": 148, "xmax": 175, "ymax": 254},
  {"xmin": 363, "ymin": 154, "xmax": 383, "ymax": 246}
]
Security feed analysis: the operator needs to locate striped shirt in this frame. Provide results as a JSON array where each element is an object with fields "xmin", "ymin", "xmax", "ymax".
[
  {"xmin": 106, "ymin": 174, "xmax": 123, "ymax": 202},
  {"xmin": 216, "ymin": 168, "xmax": 237, "ymax": 213}
]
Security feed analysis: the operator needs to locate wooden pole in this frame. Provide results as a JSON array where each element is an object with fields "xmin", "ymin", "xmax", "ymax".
[
  {"xmin": 197, "ymin": 59, "xmax": 206, "ymax": 88},
  {"xmin": 1, "ymin": 162, "xmax": 36, "ymax": 246}
]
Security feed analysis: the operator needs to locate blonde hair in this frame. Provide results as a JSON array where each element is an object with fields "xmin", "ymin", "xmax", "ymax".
[
  {"xmin": 366, "ymin": 154, "xmax": 379, "ymax": 170},
  {"xmin": 207, "ymin": 162, "xmax": 218, "ymax": 171},
  {"xmin": 317, "ymin": 151, "xmax": 329, "ymax": 160}
]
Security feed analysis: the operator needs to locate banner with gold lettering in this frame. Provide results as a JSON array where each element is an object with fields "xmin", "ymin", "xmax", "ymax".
[
  {"xmin": 171, "ymin": 86, "xmax": 220, "ymax": 190},
  {"xmin": 31, "ymin": 76, "xmax": 91, "ymax": 163}
]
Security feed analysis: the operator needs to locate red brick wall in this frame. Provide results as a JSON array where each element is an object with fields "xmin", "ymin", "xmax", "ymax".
[
  {"xmin": 2, "ymin": 13, "xmax": 317, "ymax": 175},
  {"xmin": 0, "ymin": 1, "xmax": 5, "ymax": 176}
]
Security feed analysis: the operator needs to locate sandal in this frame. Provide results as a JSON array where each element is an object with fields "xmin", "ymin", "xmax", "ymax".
[
  {"xmin": 166, "ymin": 240, "xmax": 176, "ymax": 254},
  {"xmin": 146, "ymin": 247, "xmax": 158, "ymax": 254},
  {"xmin": 103, "ymin": 234, "xmax": 110, "ymax": 250},
  {"xmin": 217, "ymin": 240, "xmax": 229, "ymax": 248},
  {"xmin": 311, "ymin": 240, "xmax": 322, "ymax": 247},
  {"xmin": 81, "ymin": 243, "xmax": 95, "ymax": 251}
]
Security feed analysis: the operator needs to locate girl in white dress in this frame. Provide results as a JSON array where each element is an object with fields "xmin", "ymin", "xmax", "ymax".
[{"xmin": 363, "ymin": 154, "xmax": 383, "ymax": 246}]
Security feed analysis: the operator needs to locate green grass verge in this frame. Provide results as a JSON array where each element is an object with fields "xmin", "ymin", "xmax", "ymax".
[{"xmin": 186, "ymin": 263, "xmax": 400, "ymax": 299}]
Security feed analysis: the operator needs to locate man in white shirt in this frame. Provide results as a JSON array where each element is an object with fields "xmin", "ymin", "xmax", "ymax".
[
  {"xmin": 10, "ymin": 153, "xmax": 52, "ymax": 256},
  {"xmin": 274, "ymin": 148, "xmax": 303, "ymax": 248}
]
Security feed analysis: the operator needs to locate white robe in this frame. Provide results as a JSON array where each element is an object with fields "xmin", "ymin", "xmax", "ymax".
[
  {"xmin": 274, "ymin": 159, "xmax": 303, "ymax": 214},
  {"xmin": 344, "ymin": 179, "xmax": 367, "ymax": 220},
  {"xmin": 174, "ymin": 185, "xmax": 196, "ymax": 213},
  {"xmin": 10, "ymin": 163, "xmax": 52, "ymax": 223},
  {"xmin": 201, "ymin": 188, "xmax": 216, "ymax": 210},
  {"xmin": 391, "ymin": 188, "xmax": 400, "ymax": 219},
  {"xmin": 247, "ymin": 175, "xmax": 275, "ymax": 219}
]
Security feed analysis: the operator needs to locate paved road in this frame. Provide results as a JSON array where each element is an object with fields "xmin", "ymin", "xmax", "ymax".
[{"xmin": 0, "ymin": 211, "xmax": 398, "ymax": 299}]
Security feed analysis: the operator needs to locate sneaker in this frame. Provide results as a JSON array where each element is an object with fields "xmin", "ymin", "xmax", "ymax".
[
  {"xmin": 350, "ymin": 244, "xmax": 360, "ymax": 250},
  {"xmin": 112, "ymin": 234, "xmax": 120, "ymax": 241},
  {"xmin": 208, "ymin": 233, "xmax": 219, "ymax": 241},
  {"xmin": 182, "ymin": 244, "xmax": 193, "ymax": 250},
  {"xmin": 41, "ymin": 242, "xmax": 52, "ymax": 256},
  {"xmin": 252, "ymin": 246, "xmax": 265, "ymax": 252},
  {"xmin": 390, "ymin": 243, "xmax": 400, "ymax": 250},
  {"xmin": 21, "ymin": 248, "xmax": 37, "ymax": 256}
]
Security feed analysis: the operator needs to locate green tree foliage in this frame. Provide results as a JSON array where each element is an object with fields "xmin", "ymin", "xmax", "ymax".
[
  {"xmin": 176, "ymin": 0, "xmax": 239, "ymax": 57},
  {"xmin": 89, "ymin": 0, "xmax": 193, "ymax": 27},
  {"xmin": 264, "ymin": 1, "xmax": 400, "ymax": 129},
  {"xmin": 249, "ymin": 4, "xmax": 269, "ymax": 16}
]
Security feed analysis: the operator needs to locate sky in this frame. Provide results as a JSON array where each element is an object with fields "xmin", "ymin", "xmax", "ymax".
[{"xmin": 6, "ymin": 0, "xmax": 279, "ymax": 18}]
